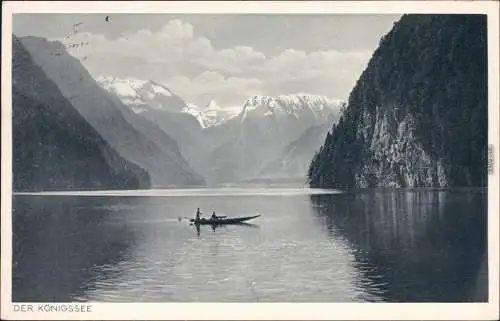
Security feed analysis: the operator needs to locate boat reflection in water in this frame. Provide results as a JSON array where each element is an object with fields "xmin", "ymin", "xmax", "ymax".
[{"xmin": 193, "ymin": 221, "xmax": 259, "ymax": 237}]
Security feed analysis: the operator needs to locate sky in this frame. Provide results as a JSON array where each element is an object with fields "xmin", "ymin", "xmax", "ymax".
[{"xmin": 13, "ymin": 14, "xmax": 401, "ymax": 107}]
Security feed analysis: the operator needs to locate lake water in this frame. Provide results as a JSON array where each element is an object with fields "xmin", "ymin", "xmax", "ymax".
[{"xmin": 12, "ymin": 187, "xmax": 488, "ymax": 302}]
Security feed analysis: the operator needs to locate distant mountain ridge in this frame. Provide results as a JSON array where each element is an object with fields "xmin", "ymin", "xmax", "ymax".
[
  {"xmin": 96, "ymin": 76, "xmax": 187, "ymax": 113},
  {"xmin": 204, "ymin": 94, "xmax": 342, "ymax": 183},
  {"xmin": 260, "ymin": 111, "xmax": 340, "ymax": 179},
  {"xmin": 20, "ymin": 36, "xmax": 205, "ymax": 188},
  {"xmin": 95, "ymin": 75, "xmax": 214, "ymax": 178},
  {"xmin": 240, "ymin": 94, "xmax": 342, "ymax": 123},
  {"xmin": 12, "ymin": 36, "xmax": 150, "ymax": 191},
  {"xmin": 96, "ymin": 76, "xmax": 240, "ymax": 128},
  {"xmin": 95, "ymin": 74, "xmax": 343, "ymax": 184},
  {"xmin": 308, "ymin": 14, "xmax": 487, "ymax": 188},
  {"xmin": 201, "ymin": 100, "xmax": 241, "ymax": 127},
  {"xmin": 96, "ymin": 75, "xmax": 341, "ymax": 129}
]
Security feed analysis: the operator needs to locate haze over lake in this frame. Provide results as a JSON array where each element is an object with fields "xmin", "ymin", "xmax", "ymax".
[{"xmin": 12, "ymin": 187, "xmax": 487, "ymax": 302}]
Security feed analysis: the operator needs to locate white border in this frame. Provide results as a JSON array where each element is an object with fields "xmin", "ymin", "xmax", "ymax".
[{"xmin": 2, "ymin": 1, "xmax": 499, "ymax": 320}]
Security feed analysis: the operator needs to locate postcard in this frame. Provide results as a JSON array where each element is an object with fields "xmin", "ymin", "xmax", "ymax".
[{"xmin": 1, "ymin": 1, "xmax": 499, "ymax": 320}]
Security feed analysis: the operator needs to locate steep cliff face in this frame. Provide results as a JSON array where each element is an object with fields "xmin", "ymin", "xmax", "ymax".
[
  {"xmin": 12, "ymin": 37, "xmax": 150, "ymax": 191},
  {"xmin": 308, "ymin": 15, "xmax": 487, "ymax": 188}
]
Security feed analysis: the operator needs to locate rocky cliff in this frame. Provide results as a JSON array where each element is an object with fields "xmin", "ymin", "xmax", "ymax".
[{"xmin": 308, "ymin": 14, "xmax": 487, "ymax": 188}]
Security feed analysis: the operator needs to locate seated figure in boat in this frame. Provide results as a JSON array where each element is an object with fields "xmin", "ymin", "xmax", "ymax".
[{"xmin": 211, "ymin": 211, "xmax": 218, "ymax": 220}]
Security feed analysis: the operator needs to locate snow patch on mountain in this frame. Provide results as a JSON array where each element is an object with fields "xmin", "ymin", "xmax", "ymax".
[
  {"xmin": 181, "ymin": 103, "xmax": 207, "ymax": 128},
  {"xmin": 201, "ymin": 100, "xmax": 241, "ymax": 127},
  {"xmin": 150, "ymin": 83, "xmax": 172, "ymax": 96},
  {"xmin": 240, "ymin": 93, "xmax": 342, "ymax": 123},
  {"xmin": 96, "ymin": 76, "xmax": 240, "ymax": 128},
  {"xmin": 96, "ymin": 76, "xmax": 179, "ymax": 111},
  {"xmin": 96, "ymin": 77, "xmax": 340, "ymax": 130}
]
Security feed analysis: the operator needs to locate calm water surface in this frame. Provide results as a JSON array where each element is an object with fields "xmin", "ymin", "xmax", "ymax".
[{"xmin": 12, "ymin": 188, "xmax": 487, "ymax": 302}]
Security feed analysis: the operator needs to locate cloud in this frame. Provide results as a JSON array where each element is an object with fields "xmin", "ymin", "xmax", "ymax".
[
  {"xmin": 255, "ymin": 48, "xmax": 372, "ymax": 99},
  {"xmin": 261, "ymin": 48, "xmax": 371, "ymax": 78},
  {"xmin": 59, "ymin": 19, "xmax": 266, "ymax": 74},
  {"xmin": 261, "ymin": 49, "xmax": 308, "ymax": 73},
  {"xmin": 56, "ymin": 18, "xmax": 373, "ymax": 106},
  {"xmin": 158, "ymin": 19, "xmax": 194, "ymax": 41},
  {"xmin": 197, "ymin": 46, "xmax": 266, "ymax": 73},
  {"xmin": 165, "ymin": 71, "xmax": 263, "ymax": 107}
]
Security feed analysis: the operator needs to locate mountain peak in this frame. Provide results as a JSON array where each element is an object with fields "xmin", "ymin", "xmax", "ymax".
[
  {"xmin": 143, "ymin": 80, "xmax": 173, "ymax": 97},
  {"xmin": 243, "ymin": 94, "xmax": 342, "ymax": 110},
  {"xmin": 240, "ymin": 93, "xmax": 343, "ymax": 123},
  {"xmin": 96, "ymin": 75, "xmax": 184, "ymax": 113},
  {"xmin": 205, "ymin": 100, "xmax": 220, "ymax": 110},
  {"xmin": 200, "ymin": 100, "xmax": 241, "ymax": 127},
  {"xmin": 96, "ymin": 76, "xmax": 243, "ymax": 128}
]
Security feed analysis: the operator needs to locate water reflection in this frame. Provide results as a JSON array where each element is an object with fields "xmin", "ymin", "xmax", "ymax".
[
  {"xmin": 12, "ymin": 189, "xmax": 487, "ymax": 303},
  {"xmin": 192, "ymin": 222, "xmax": 259, "ymax": 238},
  {"xmin": 12, "ymin": 196, "xmax": 137, "ymax": 302},
  {"xmin": 310, "ymin": 189, "xmax": 488, "ymax": 302}
]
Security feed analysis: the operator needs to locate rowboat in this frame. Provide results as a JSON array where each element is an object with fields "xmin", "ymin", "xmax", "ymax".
[{"xmin": 190, "ymin": 214, "xmax": 260, "ymax": 225}]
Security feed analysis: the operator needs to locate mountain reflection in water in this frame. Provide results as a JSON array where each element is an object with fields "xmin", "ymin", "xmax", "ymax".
[
  {"xmin": 12, "ymin": 196, "xmax": 137, "ymax": 302},
  {"xmin": 310, "ymin": 188, "xmax": 488, "ymax": 302}
]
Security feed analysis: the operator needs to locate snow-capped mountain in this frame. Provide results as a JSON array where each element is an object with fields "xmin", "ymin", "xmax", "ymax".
[
  {"xmin": 179, "ymin": 103, "xmax": 206, "ymax": 128},
  {"xmin": 239, "ymin": 94, "xmax": 342, "ymax": 123},
  {"xmin": 203, "ymin": 93, "xmax": 343, "ymax": 183},
  {"xmin": 95, "ymin": 75, "xmax": 241, "ymax": 180},
  {"xmin": 96, "ymin": 76, "xmax": 241, "ymax": 128},
  {"xmin": 94, "ymin": 75, "xmax": 344, "ymax": 184},
  {"xmin": 95, "ymin": 76, "xmax": 213, "ymax": 179},
  {"xmin": 96, "ymin": 76, "xmax": 187, "ymax": 114},
  {"xmin": 201, "ymin": 100, "xmax": 242, "ymax": 127}
]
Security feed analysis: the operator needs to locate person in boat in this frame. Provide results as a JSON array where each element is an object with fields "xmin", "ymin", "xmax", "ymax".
[
  {"xmin": 195, "ymin": 208, "xmax": 201, "ymax": 221},
  {"xmin": 211, "ymin": 210, "xmax": 219, "ymax": 220}
]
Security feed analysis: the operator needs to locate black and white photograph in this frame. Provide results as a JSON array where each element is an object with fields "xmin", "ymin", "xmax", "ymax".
[{"xmin": 1, "ymin": 1, "xmax": 499, "ymax": 320}]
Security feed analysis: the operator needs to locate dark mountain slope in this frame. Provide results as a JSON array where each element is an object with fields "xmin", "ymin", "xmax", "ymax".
[
  {"xmin": 308, "ymin": 14, "xmax": 487, "ymax": 188},
  {"xmin": 19, "ymin": 36, "xmax": 205, "ymax": 187},
  {"xmin": 12, "ymin": 36, "xmax": 150, "ymax": 191}
]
